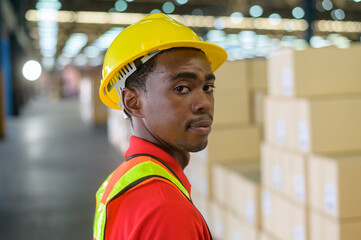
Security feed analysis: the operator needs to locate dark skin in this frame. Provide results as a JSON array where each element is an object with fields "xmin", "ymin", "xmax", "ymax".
[{"xmin": 122, "ymin": 49, "xmax": 215, "ymax": 169}]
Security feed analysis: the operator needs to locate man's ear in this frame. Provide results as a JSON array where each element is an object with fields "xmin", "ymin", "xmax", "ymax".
[{"xmin": 122, "ymin": 88, "xmax": 143, "ymax": 118}]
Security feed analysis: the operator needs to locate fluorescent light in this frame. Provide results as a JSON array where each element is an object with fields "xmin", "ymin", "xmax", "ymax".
[
  {"xmin": 249, "ymin": 5, "xmax": 263, "ymax": 18},
  {"xmin": 62, "ymin": 33, "xmax": 88, "ymax": 57},
  {"xmin": 292, "ymin": 7, "xmax": 305, "ymax": 19},
  {"xmin": 25, "ymin": 10, "xmax": 361, "ymax": 34},
  {"xmin": 322, "ymin": 0, "xmax": 333, "ymax": 11},
  {"xmin": 22, "ymin": 60, "xmax": 42, "ymax": 81},
  {"xmin": 162, "ymin": 2, "xmax": 175, "ymax": 14},
  {"xmin": 92, "ymin": 27, "xmax": 124, "ymax": 50},
  {"xmin": 230, "ymin": 12, "xmax": 244, "ymax": 24},
  {"xmin": 269, "ymin": 13, "xmax": 282, "ymax": 26}
]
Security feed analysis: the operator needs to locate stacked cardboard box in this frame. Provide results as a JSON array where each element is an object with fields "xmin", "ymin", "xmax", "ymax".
[
  {"xmin": 261, "ymin": 44, "xmax": 361, "ymax": 240},
  {"xmin": 107, "ymin": 108, "xmax": 133, "ymax": 153},
  {"xmin": 186, "ymin": 58, "xmax": 268, "ymax": 239},
  {"xmin": 308, "ymin": 154, "xmax": 361, "ymax": 240},
  {"xmin": 79, "ymin": 66, "xmax": 108, "ymax": 125},
  {"xmin": 210, "ymin": 163, "xmax": 262, "ymax": 240}
]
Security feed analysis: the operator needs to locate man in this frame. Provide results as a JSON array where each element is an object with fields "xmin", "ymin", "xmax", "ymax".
[{"xmin": 94, "ymin": 13, "xmax": 227, "ymax": 240}]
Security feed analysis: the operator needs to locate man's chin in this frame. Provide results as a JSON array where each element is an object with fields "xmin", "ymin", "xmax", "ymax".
[{"xmin": 182, "ymin": 140, "xmax": 208, "ymax": 153}]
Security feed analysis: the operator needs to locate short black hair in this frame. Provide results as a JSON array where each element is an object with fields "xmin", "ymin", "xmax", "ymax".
[{"xmin": 125, "ymin": 47, "xmax": 204, "ymax": 91}]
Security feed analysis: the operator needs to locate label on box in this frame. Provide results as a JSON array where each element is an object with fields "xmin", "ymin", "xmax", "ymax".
[
  {"xmin": 293, "ymin": 175, "xmax": 305, "ymax": 203},
  {"xmin": 232, "ymin": 230, "xmax": 242, "ymax": 240},
  {"xmin": 245, "ymin": 200, "xmax": 255, "ymax": 223},
  {"xmin": 298, "ymin": 122, "xmax": 310, "ymax": 152},
  {"xmin": 282, "ymin": 68, "xmax": 294, "ymax": 96},
  {"xmin": 276, "ymin": 119, "xmax": 286, "ymax": 145},
  {"xmin": 262, "ymin": 191, "xmax": 272, "ymax": 216},
  {"xmin": 324, "ymin": 183, "xmax": 338, "ymax": 214},
  {"xmin": 293, "ymin": 225, "xmax": 305, "ymax": 240},
  {"xmin": 272, "ymin": 165, "xmax": 283, "ymax": 191}
]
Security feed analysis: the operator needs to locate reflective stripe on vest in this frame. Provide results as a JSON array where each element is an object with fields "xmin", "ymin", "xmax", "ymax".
[{"xmin": 93, "ymin": 155, "xmax": 191, "ymax": 240}]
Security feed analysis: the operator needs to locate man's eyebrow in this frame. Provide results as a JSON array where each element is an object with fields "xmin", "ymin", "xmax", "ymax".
[
  {"xmin": 205, "ymin": 73, "xmax": 216, "ymax": 81},
  {"xmin": 170, "ymin": 72, "xmax": 216, "ymax": 82}
]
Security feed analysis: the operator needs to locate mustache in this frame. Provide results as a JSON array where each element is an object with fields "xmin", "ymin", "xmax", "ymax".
[{"xmin": 186, "ymin": 114, "xmax": 213, "ymax": 127}]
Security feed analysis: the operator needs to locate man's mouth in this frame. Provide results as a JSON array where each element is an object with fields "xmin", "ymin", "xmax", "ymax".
[{"xmin": 187, "ymin": 117, "xmax": 213, "ymax": 134}]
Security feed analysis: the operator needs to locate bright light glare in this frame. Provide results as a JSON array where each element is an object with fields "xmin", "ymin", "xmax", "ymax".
[
  {"xmin": 249, "ymin": 5, "xmax": 263, "ymax": 18},
  {"xmin": 175, "ymin": 0, "xmax": 188, "ymax": 5},
  {"xmin": 150, "ymin": 9, "xmax": 162, "ymax": 14},
  {"xmin": 322, "ymin": 0, "xmax": 333, "ymax": 11},
  {"xmin": 214, "ymin": 18, "xmax": 226, "ymax": 30},
  {"xmin": 192, "ymin": 8, "xmax": 203, "ymax": 15},
  {"xmin": 230, "ymin": 12, "xmax": 244, "ymax": 24},
  {"xmin": 162, "ymin": 2, "xmax": 175, "ymax": 14},
  {"xmin": 23, "ymin": 60, "xmax": 42, "ymax": 81},
  {"xmin": 331, "ymin": 9, "xmax": 345, "ymax": 20},
  {"xmin": 292, "ymin": 7, "xmax": 305, "ymax": 19},
  {"xmin": 115, "ymin": 0, "xmax": 128, "ymax": 12},
  {"xmin": 269, "ymin": 13, "xmax": 282, "ymax": 25}
]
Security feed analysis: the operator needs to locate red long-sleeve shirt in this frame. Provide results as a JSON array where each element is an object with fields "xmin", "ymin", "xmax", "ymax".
[{"xmin": 105, "ymin": 136, "xmax": 211, "ymax": 240}]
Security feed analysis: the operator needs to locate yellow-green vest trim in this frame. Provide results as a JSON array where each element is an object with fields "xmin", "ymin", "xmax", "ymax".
[{"xmin": 93, "ymin": 156, "xmax": 191, "ymax": 240}]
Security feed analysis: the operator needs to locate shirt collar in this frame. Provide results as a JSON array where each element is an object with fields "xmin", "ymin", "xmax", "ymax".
[{"xmin": 124, "ymin": 135, "xmax": 191, "ymax": 194}]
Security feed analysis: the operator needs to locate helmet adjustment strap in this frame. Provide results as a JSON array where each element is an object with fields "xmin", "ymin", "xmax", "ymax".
[{"xmin": 107, "ymin": 50, "xmax": 160, "ymax": 110}]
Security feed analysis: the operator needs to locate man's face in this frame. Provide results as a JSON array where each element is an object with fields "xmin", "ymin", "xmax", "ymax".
[{"xmin": 139, "ymin": 48, "xmax": 215, "ymax": 153}]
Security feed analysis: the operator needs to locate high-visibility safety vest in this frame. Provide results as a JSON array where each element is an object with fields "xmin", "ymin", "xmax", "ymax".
[{"xmin": 93, "ymin": 154, "xmax": 212, "ymax": 240}]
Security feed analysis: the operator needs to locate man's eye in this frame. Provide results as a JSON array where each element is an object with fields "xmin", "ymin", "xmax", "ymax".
[
  {"xmin": 204, "ymin": 85, "xmax": 215, "ymax": 93},
  {"xmin": 175, "ymin": 86, "xmax": 190, "ymax": 94}
]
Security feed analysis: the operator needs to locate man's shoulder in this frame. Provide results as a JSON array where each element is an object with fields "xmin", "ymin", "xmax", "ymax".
[
  {"xmin": 107, "ymin": 178, "xmax": 198, "ymax": 223},
  {"xmin": 125, "ymin": 177, "xmax": 190, "ymax": 205}
]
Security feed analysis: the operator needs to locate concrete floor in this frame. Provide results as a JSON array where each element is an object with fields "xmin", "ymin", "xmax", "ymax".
[{"xmin": 0, "ymin": 98, "xmax": 121, "ymax": 239}]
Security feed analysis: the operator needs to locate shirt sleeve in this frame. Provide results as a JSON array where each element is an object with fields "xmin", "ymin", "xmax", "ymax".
[{"xmin": 128, "ymin": 199, "xmax": 208, "ymax": 240}]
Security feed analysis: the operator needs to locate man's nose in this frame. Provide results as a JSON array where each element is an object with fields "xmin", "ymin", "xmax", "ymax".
[{"xmin": 192, "ymin": 90, "xmax": 213, "ymax": 114}]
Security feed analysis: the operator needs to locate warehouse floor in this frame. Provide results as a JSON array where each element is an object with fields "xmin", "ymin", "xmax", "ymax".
[{"xmin": 0, "ymin": 98, "xmax": 121, "ymax": 240}]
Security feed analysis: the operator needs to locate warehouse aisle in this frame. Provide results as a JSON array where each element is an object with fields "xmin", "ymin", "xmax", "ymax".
[{"xmin": 0, "ymin": 98, "xmax": 121, "ymax": 240}]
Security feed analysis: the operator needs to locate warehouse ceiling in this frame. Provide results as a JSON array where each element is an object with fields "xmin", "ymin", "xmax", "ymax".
[
  {"xmin": 9, "ymin": 0, "xmax": 361, "ymax": 69},
  {"xmin": 22, "ymin": 0, "xmax": 361, "ymax": 18}
]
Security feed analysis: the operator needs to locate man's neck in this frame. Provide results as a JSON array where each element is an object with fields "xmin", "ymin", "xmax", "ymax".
[{"xmin": 132, "ymin": 131, "xmax": 190, "ymax": 170}]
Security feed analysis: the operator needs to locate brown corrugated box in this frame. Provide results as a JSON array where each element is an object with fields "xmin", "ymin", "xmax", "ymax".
[
  {"xmin": 226, "ymin": 209, "xmax": 260, "ymax": 240},
  {"xmin": 294, "ymin": 96, "xmax": 361, "ymax": 154},
  {"xmin": 265, "ymin": 96, "xmax": 361, "ymax": 154},
  {"xmin": 213, "ymin": 60, "xmax": 250, "ymax": 127},
  {"xmin": 214, "ymin": 88, "xmax": 250, "ymax": 127},
  {"xmin": 261, "ymin": 143, "xmax": 291, "ymax": 197},
  {"xmin": 214, "ymin": 60, "xmax": 248, "ymax": 90},
  {"xmin": 261, "ymin": 188, "xmax": 309, "ymax": 240},
  {"xmin": 208, "ymin": 125, "xmax": 262, "ymax": 162},
  {"xmin": 210, "ymin": 199, "xmax": 227, "ymax": 240},
  {"xmin": 264, "ymin": 97, "xmax": 297, "ymax": 149},
  {"xmin": 247, "ymin": 58, "xmax": 268, "ymax": 91},
  {"xmin": 267, "ymin": 44, "xmax": 361, "ymax": 98},
  {"xmin": 251, "ymin": 90, "xmax": 266, "ymax": 124},
  {"xmin": 261, "ymin": 143, "xmax": 308, "ymax": 205},
  {"xmin": 310, "ymin": 209, "xmax": 361, "ymax": 240},
  {"xmin": 308, "ymin": 153, "xmax": 361, "ymax": 219},
  {"xmin": 220, "ymin": 163, "xmax": 261, "ymax": 227},
  {"xmin": 79, "ymin": 66, "xmax": 108, "ymax": 125}
]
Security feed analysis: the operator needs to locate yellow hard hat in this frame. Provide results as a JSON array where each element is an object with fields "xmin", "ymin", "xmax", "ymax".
[{"xmin": 100, "ymin": 13, "xmax": 228, "ymax": 110}]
